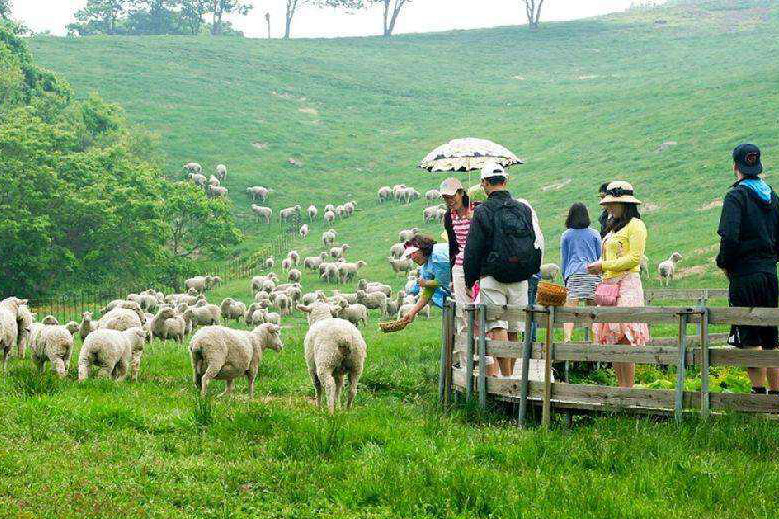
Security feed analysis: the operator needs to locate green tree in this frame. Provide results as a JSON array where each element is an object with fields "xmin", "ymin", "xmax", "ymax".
[
  {"xmin": 68, "ymin": 0, "xmax": 129, "ymax": 35},
  {"xmin": 0, "ymin": 0, "xmax": 11, "ymax": 20},
  {"xmin": 207, "ymin": 0, "xmax": 253, "ymax": 35},
  {"xmin": 181, "ymin": 0, "xmax": 209, "ymax": 34}
]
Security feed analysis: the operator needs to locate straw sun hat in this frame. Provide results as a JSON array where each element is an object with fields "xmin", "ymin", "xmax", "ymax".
[{"xmin": 599, "ymin": 180, "xmax": 642, "ymax": 205}]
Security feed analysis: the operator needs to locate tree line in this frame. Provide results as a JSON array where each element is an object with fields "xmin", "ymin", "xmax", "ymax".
[{"xmin": 10, "ymin": 0, "xmax": 546, "ymax": 39}]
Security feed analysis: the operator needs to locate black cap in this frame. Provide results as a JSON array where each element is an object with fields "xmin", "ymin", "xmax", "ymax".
[{"xmin": 733, "ymin": 143, "xmax": 763, "ymax": 177}]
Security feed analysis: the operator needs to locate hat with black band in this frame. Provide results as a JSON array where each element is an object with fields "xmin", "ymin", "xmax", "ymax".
[{"xmin": 733, "ymin": 143, "xmax": 763, "ymax": 177}]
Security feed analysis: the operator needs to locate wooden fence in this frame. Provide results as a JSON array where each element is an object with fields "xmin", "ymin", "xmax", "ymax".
[{"xmin": 438, "ymin": 301, "xmax": 779, "ymax": 427}]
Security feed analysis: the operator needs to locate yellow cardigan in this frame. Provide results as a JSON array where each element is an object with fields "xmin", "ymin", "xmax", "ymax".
[{"xmin": 602, "ymin": 218, "xmax": 647, "ymax": 280}]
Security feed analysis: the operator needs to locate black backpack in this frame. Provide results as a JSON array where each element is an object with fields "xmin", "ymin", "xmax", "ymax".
[{"xmin": 484, "ymin": 198, "xmax": 541, "ymax": 283}]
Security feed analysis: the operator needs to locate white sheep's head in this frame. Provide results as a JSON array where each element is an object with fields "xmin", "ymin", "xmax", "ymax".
[
  {"xmin": 356, "ymin": 261, "xmax": 366, "ymax": 269},
  {"xmin": 671, "ymin": 252, "xmax": 683, "ymax": 262},
  {"xmin": 254, "ymin": 323, "xmax": 283, "ymax": 352},
  {"xmin": 42, "ymin": 315, "xmax": 59, "ymax": 325},
  {"xmin": 82, "ymin": 311, "xmax": 92, "ymax": 321},
  {"xmin": 158, "ymin": 308, "xmax": 176, "ymax": 319}
]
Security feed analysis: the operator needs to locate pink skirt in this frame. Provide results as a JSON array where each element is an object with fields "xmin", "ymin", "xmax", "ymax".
[{"xmin": 594, "ymin": 273, "xmax": 650, "ymax": 347}]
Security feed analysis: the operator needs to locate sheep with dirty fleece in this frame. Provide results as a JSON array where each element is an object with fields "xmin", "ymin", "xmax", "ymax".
[
  {"xmin": 27, "ymin": 318, "xmax": 74, "ymax": 378},
  {"xmin": 658, "ymin": 252, "xmax": 683, "ymax": 286},
  {"xmin": 189, "ymin": 323, "xmax": 283, "ymax": 397},
  {"xmin": 78, "ymin": 327, "xmax": 147, "ymax": 382},
  {"xmin": 297, "ymin": 302, "xmax": 367, "ymax": 414},
  {"xmin": 98, "ymin": 307, "xmax": 143, "ymax": 332}
]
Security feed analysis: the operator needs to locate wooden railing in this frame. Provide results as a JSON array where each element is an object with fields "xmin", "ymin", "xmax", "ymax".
[{"xmin": 438, "ymin": 302, "xmax": 779, "ymax": 427}]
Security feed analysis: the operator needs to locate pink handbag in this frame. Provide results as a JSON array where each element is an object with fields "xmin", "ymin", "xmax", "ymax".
[{"xmin": 595, "ymin": 282, "xmax": 620, "ymax": 306}]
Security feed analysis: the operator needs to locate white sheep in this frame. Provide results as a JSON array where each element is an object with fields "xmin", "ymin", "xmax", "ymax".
[
  {"xmin": 208, "ymin": 185, "xmax": 228, "ymax": 198},
  {"xmin": 392, "ymin": 184, "xmax": 407, "ymax": 202},
  {"xmin": 323, "ymin": 210, "xmax": 335, "ymax": 224},
  {"xmin": 344, "ymin": 201, "xmax": 356, "ymax": 216},
  {"xmin": 389, "ymin": 242, "xmax": 405, "ymax": 259},
  {"xmin": 399, "ymin": 228, "xmax": 419, "ymax": 243},
  {"xmin": 423, "ymin": 205, "xmax": 444, "ymax": 223},
  {"xmin": 425, "ymin": 189, "xmax": 441, "ymax": 201},
  {"xmin": 658, "ymin": 252, "xmax": 683, "ymax": 286},
  {"xmin": 640, "ymin": 255, "xmax": 649, "ymax": 278},
  {"xmin": 304, "ymin": 252, "xmax": 329, "ymax": 271},
  {"xmin": 251, "ymin": 205, "xmax": 272, "ymax": 224},
  {"xmin": 185, "ymin": 275, "xmax": 215, "ymax": 293},
  {"xmin": 338, "ymin": 261, "xmax": 367, "ymax": 284},
  {"xmin": 288, "ymin": 250, "xmax": 300, "ymax": 265},
  {"xmin": 220, "ymin": 298, "xmax": 247, "ymax": 323},
  {"xmin": 150, "ymin": 308, "xmax": 187, "ymax": 343},
  {"xmin": 16, "ymin": 303, "xmax": 35, "ymax": 358},
  {"xmin": 273, "ymin": 292, "xmax": 292, "ymax": 316},
  {"xmin": 28, "ymin": 321, "xmax": 74, "ymax": 377},
  {"xmin": 330, "ymin": 244, "xmax": 350, "ymax": 259},
  {"xmin": 185, "ymin": 304, "xmax": 220, "ymax": 327},
  {"xmin": 322, "ymin": 229, "xmax": 337, "ymax": 247},
  {"xmin": 265, "ymin": 257, "xmax": 275, "ymax": 269},
  {"xmin": 356, "ymin": 290, "xmax": 388, "ymax": 315},
  {"xmin": 540, "ymin": 263, "xmax": 561, "ymax": 281},
  {"xmin": 385, "ymin": 292, "xmax": 404, "ymax": 319},
  {"xmin": 215, "ymin": 163, "xmax": 227, "ymax": 181},
  {"xmin": 400, "ymin": 187, "xmax": 420, "ymax": 204},
  {"xmin": 288, "ymin": 269, "xmax": 302, "ymax": 283},
  {"xmin": 299, "ymin": 224, "xmax": 310, "ymax": 238},
  {"xmin": 189, "ymin": 323, "xmax": 282, "ymax": 397},
  {"xmin": 246, "ymin": 186, "xmax": 270, "ymax": 203},
  {"xmin": 208, "ymin": 175, "xmax": 220, "ymax": 187},
  {"xmin": 297, "ymin": 302, "xmax": 367, "ymax": 414},
  {"xmin": 337, "ymin": 304, "xmax": 369, "ymax": 327},
  {"xmin": 324, "ymin": 204, "xmax": 336, "ymax": 213},
  {"xmin": 388, "ymin": 257, "xmax": 414, "ymax": 275},
  {"xmin": 301, "ymin": 291, "xmax": 326, "ymax": 306},
  {"xmin": 281, "ymin": 258, "xmax": 292, "ymax": 272},
  {"xmin": 279, "ymin": 205, "xmax": 302, "ymax": 223},
  {"xmin": 307, "ymin": 205, "xmax": 318, "ymax": 221},
  {"xmin": 357, "ymin": 279, "xmax": 391, "ymax": 297},
  {"xmin": 189, "ymin": 173, "xmax": 207, "ymax": 187},
  {"xmin": 184, "ymin": 162, "xmax": 203, "ymax": 174},
  {"xmin": 78, "ymin": 327, "xmax": 147, "ymax": 382},
  {"xmin": 321, "ymin": 264, "xmax": 341, "ymax": 284},
  {"xmin": 79, "ymin": 312, "xmax": 97, "ymax": 341},
  {"xmin": 98, "ymin": 307, "xmax": 143, "ymax": 332}
]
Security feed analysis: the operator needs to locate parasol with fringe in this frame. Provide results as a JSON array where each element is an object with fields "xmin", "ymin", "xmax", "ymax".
[{"xmin": 418, "ymin": 138, "xmax": 523, "ymax": 173}]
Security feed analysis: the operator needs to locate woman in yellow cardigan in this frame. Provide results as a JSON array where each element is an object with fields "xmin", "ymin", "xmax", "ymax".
[{"xmin": 587, "ymin": 181, "xmax": 650, "ymax": 388}]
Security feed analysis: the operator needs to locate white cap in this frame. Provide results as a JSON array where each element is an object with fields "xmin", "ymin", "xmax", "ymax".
[
  {"xmin": 439, "ymin": 177, "xmax": 464, "ymax": 197},
  {"xmin": 480, "ymin": 161, "xmax": 507, "ymax": 180},
  {"xmin": 401, "ymin": 246, "xmax": 420, "ymax": 259}
]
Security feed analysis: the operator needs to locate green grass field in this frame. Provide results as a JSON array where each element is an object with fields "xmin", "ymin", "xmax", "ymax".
[{"xmin": 4, "ymin": 0, "xmax": 779, "ymax": 516}]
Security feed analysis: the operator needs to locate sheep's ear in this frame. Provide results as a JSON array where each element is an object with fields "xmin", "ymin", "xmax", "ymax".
[
  {"xmin": 297, "ymin": 304, "xmax": 311, "ymax": 313},
  {"xmin": 268, "ymin": 324, "xmax": 281, "ymax": 334}
]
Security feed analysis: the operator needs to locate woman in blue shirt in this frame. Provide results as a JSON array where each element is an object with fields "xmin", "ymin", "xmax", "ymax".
[
  {"xmin": 400, "ymin": 235, "xmax": 451, "ymax": 324},
  {"xmin": 561, "ymin": 203, "xmax": 602, "ymax": 343}
]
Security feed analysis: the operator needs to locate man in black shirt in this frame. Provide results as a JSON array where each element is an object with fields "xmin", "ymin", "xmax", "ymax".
[{"xmin": 716, "ymin": 144, "xmax": 779, "ymax": 395}]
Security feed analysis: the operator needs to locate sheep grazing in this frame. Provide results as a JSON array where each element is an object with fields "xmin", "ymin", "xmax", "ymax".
[
  {"xmin": 150, "ymin": 308, "xmax": 187, "ymax": 343},
  {"xmin": 345, "ymin": 201, "xmax": 357, "ymax": 216},
  {"xmin": 297, "ymin": 302, "xmax": 367, "ymax": 414},
  {"xmin": 356, "ymin": 290, "xmax": 388, "ymax": 316},
  {"xmin": 423, "ymin": 204, "xmax": 445, "ymax": 223},
  {"xmin": 288, "ymin": 250, "xmax": 300, "ymax": 265},
  {"xmin": 339, "ymin": 261, "xmax": 367, "ymax": 284},
  {"xmin": 189, "ymin": 173, "xmax": 206, "ymax": 187},
  {"xmin": 220, "ymin": 298, "xmax": 247, "ymax": 323},
  {"xmin": 399, "ymin": 228, "xmax": 419, "ymax": 243},
  {"xmin": 307, "ymin": 205, "xmax": 318, "ymax": 221},
  {"xmin": 378, "ymin": 186, "xmax": 392, "ymax": 203},
  {"xmin": 265, "ymin": 257, "xmax": 275, "ymax": 269},
  {"xmin": 215, "ymin": 163, "xmax": 227, "ymax": 181},
  {"xmin": 322, "ymin": 229, "xmax": 337, "ymax": 247},
  {"xmin": 208, "ymin": 175, "xmax": 220, "ymax": 187},
  {"xmin": 288, "ymin": 269, "xmax": 302, "ymax": 283},
  {"xmin": 357, "ymin": 279, "xmax": 392, "ymax": 297},
  {"xmin": 324, "ymin": 210, "xmax": 335, "ymax": 224},
  {"xmin": 336, "ymin": 205, "xmax": 347, "ymax": 219},
  {"xmin": 28, "ymin": 321, "xmax": 75, "ymax": 378},
  {"xmin": 183, "ymin": 162, "xmax": 203, "ymax": 174},
  {"xmin": 299, "ymin": 224, "xmax": 310, "ymax": 238},
  {"xmin": 281, "ymin": 258, "xmax": 292, "ymax": 272},
  {"xmin": 304, "ymin": 252, "xmax": 329, "ymax": 271},
  {"xmin": 425, "ymin": 189, "xmax": 441, "ymax": 201},
  {"xmin": 540, "ymin": 263, "xmax": 561, "ymax": 281},
  {"xmin": 389, "ymin": 242, "xmax": 405, "ymax": 259},
  {"xmin": 189, "ymin": 323, "xmax": 283, "ymax": 398},
  {"xmin": 78, "ymin": 327, "xmax": 147, "ymax": 382},
  {"xmin": 336, "ymin": 304, "xmax": 369, "ymax": 327},
  {"xmin": 321, "ymin": 264, "xmax": 340, "ymax": 284},
  {"xmin": 658, "ymin": 252, "xmax": 683, "ymax": 286},
  {"xmin": 208, "ymin": 185, "xmax": 228, "ymax": 198},
  {"xmin": 246, "ymin": 186, "xmax": 270, "ymax": 203},
  {"xmin": 273, "ymin": 293, "xmax": 292, "ymax": 317},
  {"xmin": 330, "ymin": 244, "xmax": 350, "ymax": 259},
  {"xmin": 16, "ymin": 304, "xmax": 35, "ymax": 358},
  {"xmin": 399, "ymin": 187, "xmax": 420, "ymax": 204},
  {"xmin": 388, "ymin": 257, "xmax": 414, "ymax": 275},
  {"xmin": 324, "ymin": 204, "xmax": 336, "ymax": 213},
  {"xmin": 98, "ymin": 307, "xmax": 143, "ymax": 332},
  {"xmin": 301, "ymin": 291, "xmax": 326, "ymax": 305},
  {"xmin": 185, "ymin": 304, "xmax": 220, "ymax": 327},
  {"xmin": 392, "ymin": 184, "xmax": 407, "ymax": 202},
  {"xmin": 185, "ymin": 275, "xmax": 215, "ymax": 293},
  {"xmin": 280, "ymin": 205, "xmax": 302, "ymax": 223},
  {"xmin": 251, "ymin": 205, "xmax": 272, "ymax": 224}
]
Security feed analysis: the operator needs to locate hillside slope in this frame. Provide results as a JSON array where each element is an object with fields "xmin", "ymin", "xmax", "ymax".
[{"xmin": 29, "ymin": 0, "xmax": 779, "ymax": 288}]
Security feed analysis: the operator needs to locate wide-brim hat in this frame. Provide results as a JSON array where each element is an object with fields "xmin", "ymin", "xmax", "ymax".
[
  {"xmin": 440, "ymin": 177, "xmax": 464, "ymax": 197},
  {"xmin": 599, "ymin": 180, "xmax": 642, "ymax": 205}
]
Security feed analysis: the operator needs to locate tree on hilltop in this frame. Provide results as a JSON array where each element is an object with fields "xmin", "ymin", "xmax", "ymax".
[
  {"xmin": 283, "ymin": 0, "xmax": 362, "ymax": 39},
  {"xmin": 69, "ymin": 0, "xmax": 129, "ymax": 35},
  {"xmin": 521, "ymin": 0, "xmax": 545, "ymax": 30},
  {"xmin": 208, "ymin": 0, "xmax": 253, "ymax": 35},
  {"xmin": 369, "ymin": 0, "xmax": 411, "ymax": 37}
]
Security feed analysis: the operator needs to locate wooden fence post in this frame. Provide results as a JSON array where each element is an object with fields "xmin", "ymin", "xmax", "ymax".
[
  {"xmin": 438, "ymin": 303, "xmax": 449, "ymax": 405},
  {"xmin": 675, "ymin": 312, "xmax": 690, "ymax": 423},
  {"xmin": 700, "ymin": 308, "xmax": 710, "ymax": 420},
  {"xmin": 447, "ymin": 301, "xmax": 456, "ymax": 404},
  {"xmin": 518, "ymin": 307, "xmax": 537, "ymax": 428},
  {"xmin": 465, "ymin": 306, "xmax": 475, "ymax": 403},
  {"xmin": 542, "ymin": 305, "xmax": 555, "ymax": 428},
  {"xmin": 478, "ymin": 304, "xmax": 487, "ymax": 409}
]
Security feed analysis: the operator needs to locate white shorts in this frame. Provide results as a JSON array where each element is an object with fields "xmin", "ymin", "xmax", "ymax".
[{"xmin": 478, "ymin": 276, "xmax": 528, "ymax": 333}]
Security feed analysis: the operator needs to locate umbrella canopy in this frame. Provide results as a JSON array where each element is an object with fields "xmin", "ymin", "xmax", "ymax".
[{"xmin": 419, "ymin": 138, "xmax": 523, "ymax": 172}]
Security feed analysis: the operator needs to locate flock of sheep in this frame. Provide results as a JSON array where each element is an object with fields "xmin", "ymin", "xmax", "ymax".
[{"xmin": 184, "ymin": 162, "xmax": 229, "ymax": 199}]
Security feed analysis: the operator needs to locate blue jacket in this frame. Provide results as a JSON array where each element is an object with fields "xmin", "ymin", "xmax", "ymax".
[
  {"xmin": 410, "ymin": 243, "xmax": 451, "ymax": 308},
  {"xmin": 561, "ymin": 228, "xmax": 602, "ymax": 281}
]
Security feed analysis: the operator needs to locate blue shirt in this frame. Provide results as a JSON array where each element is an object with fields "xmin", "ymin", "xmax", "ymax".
[
  {"xmin": 411, "ymin": 243, "xmax": 451, "ymax": 308},
  {"xmin": 560, "ymin": 228, "xmax": 602, "ymax": 281}
]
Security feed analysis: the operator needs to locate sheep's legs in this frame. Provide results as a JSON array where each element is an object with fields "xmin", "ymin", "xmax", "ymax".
[
  {"xmin": 219, "ymin": 379, "xmax": 235, "ymax": 398},
  {"xmin": 192, "ymin": 357, "xmax": 203, "ymax": 390},
  {"xmin": 113, "ymin": 360, "xmax": 128, "ymax": 382},
  {"xmin": 318, "ymin": 370, "xmax": 337, "ymax": 414},
  {"xmin": 247, "ymin": 370, "xmax": 257, "ymax": 399},
  {"xmin": 334, "ymin": 372, "xmax": 345, "ymax": 409},
  {"xmin": 309, "ymin": 369, "xmax": 323, "ymax": 406},
  {"xmin": 52, "ymin": 357, "xmax": 67, "ymax": 378},
  {"xmin": 131, "ymin": 351, "xmax": 143, "ymax": 381},
  {"xmin": 346, "ymin": 372, "xmax": 360, "ymax": 409},
  {"xmin": 200, "ymin": 364, "xmax": 221, "ymax": 397}
]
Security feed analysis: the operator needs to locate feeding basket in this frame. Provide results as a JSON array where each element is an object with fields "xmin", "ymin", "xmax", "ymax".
[
  {"xmin": 537, "ymin": 281, "xmax": 568, "ymax": 307},
  {"xmin": 379, "ymin": 320, "xmax": 409, "ymax": 333}
]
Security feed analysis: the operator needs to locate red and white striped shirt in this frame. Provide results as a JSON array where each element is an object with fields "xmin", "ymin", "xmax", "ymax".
[{"xmin": 451, "ymin": 210, "xmax": 472, "ymax": 266}]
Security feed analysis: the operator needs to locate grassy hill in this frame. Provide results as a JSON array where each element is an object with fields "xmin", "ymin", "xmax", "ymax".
[{"xmin": 4, "ymin": 1, "xmax": 779, "ymax": 516}]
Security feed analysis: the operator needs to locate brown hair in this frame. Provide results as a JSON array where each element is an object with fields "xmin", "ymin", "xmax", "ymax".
[{"xmin": 406, "ymin": 234, "xmax": 436, "ymax": 257}]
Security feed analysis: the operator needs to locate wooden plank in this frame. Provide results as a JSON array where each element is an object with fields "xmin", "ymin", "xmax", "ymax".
[
  {"xmin": 542, "ymin": 307, "xmax": 554, "ymax": 428},
  {"xmin": 518, "ymin": 309, "xmax": 536, "ymax": 428},
  {"xmin": 465, "ymin": 308, "xmax": 475, "ymax": 402},
  {"xmin": 675, "ymin": 313, "xmax": 689, "ymax": 423},
  {"xmin": 484, "ymin": 304, "xmax": 550, "ymax": 326},
  {"xmin": 438, "ymin": 304, "xmax": 448, "ymax": 404},
  {"xmin": 554, "ymin": 306, "xmax": 703, "ymax": 326},
  {"xmin": 648, "ymin": 332, "xmax": 728, "ymax": 347},
  {"xmin": 493, "ymin": 380, "xmax": 679, "ymax": 410},
  {"xmin": 644, "ymin": 288, "xmax": 728, "ymax": 300},
  {"xmin": 709, "ymin": 307, "xmax": 779, "ymax": 327},
  {"xmin": 478, "ymin": 305, "xmax": 487, "ymax": 409},
  {"xmin": 700, "ymin": 309, "xmax": 710, "ymax": 419},
  {"xmin": 710, "ymin": 393, "xmax": 779, "ymax": 413},
  {"xmin": 708, "ymin": 348, "xmax": 779, "ymax": 368}
]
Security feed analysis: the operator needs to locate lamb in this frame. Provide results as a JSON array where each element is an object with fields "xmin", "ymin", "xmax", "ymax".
[
  {"xmin": 185, "ymin": 275, "xmax": 215, "ymax": 293},
  {"xmin": 28, "ymin": 321, "xmax": 74, "ymax": 377},
  {"xmin": 385, "ymin": 292, "xmax": 404, "ymax": 319},
  {"xmin": 335, "ymin": 205, "xmax": 346, "ymax": 219},
  {"xmin": 78, "ymin": 327, "xmax": 147, "ymax": 382},
  {"xmin": 392, "ymin": 184, "xmax": 407, "ymax": 202},
  {"xmin": 273, "ymin": 292, "xmax": 292, "ymax": 316},
  {"xmin": 324, "ymin": 210, "xmax": 335, "ymax": 224},
  {"xmin": 307, "ymin": 205, "xmax": 318, "ymax": 221},
  {"xmin": 65, "ymin": 321, "xmax": 80, "ymax": 335},
  {"xmin": 208, "ymin": 185, "xmax": 228, "ymax": 198},
  {"xmin": 184, "ymin": 162, "xmax": 203, "ymax": 174},
  {"xmin": 251, "ymin": 205, "xmax": 272, "ymax": 224},
  {"xmin": 344, "ymin": 200, "xmax": 356, "ymax": 216},
  {"xmin": 185, "ymin": 304, "xmax": 221, "ymax": 327},
  {"xmin": 540, "ymin": 263, "xmax": 561, "ymax": 281},
  {"xmin": 299, "ymin": 224, "xmax": 310, "ymax": 238},
  {"xmin": 220, "ymin": 298, "xmax": 247, "ymax": 322},
  {"xmin": 98, "ymin": 307, "xmax": 143, "ymax": 332},
  {"xmin": 356, "ymin": 290, "xmax": 388, "ymax": 315},
  {"xmin": 378, "ymin": 186, "xmax": 392, "ymax": 203},
  {"xmin": 423, "ymin": 205, "xmax": 444, "ymax": 223},
  {"xmin": 322, "ymin": 229, "xmax": 337, "ymax": 247},
  {"xmin": 388, "ymin": 257, "xmax": 414, "ymax": 275},
  {"xmin": 281, "ymin": 258, "xmax": 292, "ymax": 271},
  {"xmin": 246, "ymin": 186, "xmax": 270, "ymax": 202},
  {"xmin": 321, "ymin": 263, "xmax": 341, "ymax": 284},
  {"xmin": 189, "ymin": 323, "xmax": 283, "ymax": 397},
  {"xmin": 338, "ymin": 261, "xmax": 367, "ymax": 284},
  {"xmin": 304, "ymin": 252, "xmax": 329, "ymax": 270},
  {"xmin": 301, "ymin": 291, "xmax": 326, "ymax": 306},
  {"xmin": 288, "ymin": 269, "xmax": 302, "ymax": 283},
  {"xmin": 399, "ymin": 228, "xmax": 419, "ymax": 243},
  {"xmin": 215, "ymin": 163, "xmax": 227, "ymax": 181},
  {"xmin": 337, "ymin": 304, "xmax": 369, "ymax": 327},
  {"xmin": 297, "ymin": 302, "xmax": 367, "ymax": 414},
  {"xmin": 324, "ymin": 204, "xmax": 336, "ymax": 213},
  {"xmin": 279, "ymin": 205, "xmax": 302, "ymax": 223},
  {"xmin": 658, "ymin": 252, "xmax": 683, "ymax": 286},
  {"xmin": 265, "ymin": 257, "xmax": 275, "ymax": 269},
  {"xmin": 389, "ymin": 242, "xmax": 405, "ymax": 259},
  {"xmin": 425, "ymin": 189, "xmax": 441, "ymax": 200},
  {"xmin": 189, "ymin": 173, "xmax": 206, "ymax": 187},
  {"xmin": 357, "ymin": 279, "xmax": 392, "ymax": 297},
  {"xmin": 288, "ymin": 250, "xmax": 300, "ymax": 265},
  {"xmin": 330, "ymin": 244, "xmax": 350, "ymax": 259}
]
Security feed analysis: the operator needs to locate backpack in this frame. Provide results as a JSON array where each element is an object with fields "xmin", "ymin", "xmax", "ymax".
[{"xmin": 484, "ymin": 198, "xmax": 541, "ymax": 283}]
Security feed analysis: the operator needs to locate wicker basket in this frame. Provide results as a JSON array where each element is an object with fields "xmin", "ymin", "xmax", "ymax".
[
  {"xmin": 537, "ymin": 281, "xmax": 568, "ymax": 307},
  {"xmin": 379, "ymin": 319, "xmax": 409, "ymax": 333}
]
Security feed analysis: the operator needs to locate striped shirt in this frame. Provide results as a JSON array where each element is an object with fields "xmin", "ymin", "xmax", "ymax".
[{"xmin": 451, "ymin": 210, "xmax": 472, "ymax": 266}]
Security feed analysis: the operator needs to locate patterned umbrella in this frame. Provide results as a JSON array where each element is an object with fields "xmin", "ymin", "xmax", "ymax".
[{"xmin": 418, "ymin": 138, "xmax": 523, "ymax": 172}]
